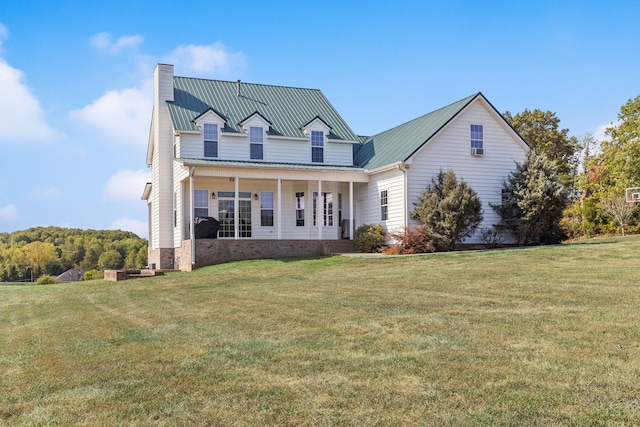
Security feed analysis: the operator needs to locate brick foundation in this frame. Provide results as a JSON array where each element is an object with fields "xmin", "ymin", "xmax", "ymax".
[{"xmin": 176, "ymin": 239, "xmax": 354, "ymax": 271}]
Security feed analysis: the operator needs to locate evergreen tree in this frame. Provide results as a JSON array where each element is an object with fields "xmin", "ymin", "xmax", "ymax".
[
  {"xmin": 411, "ymin": 169, "xmax": 483, "ymax": 251},
  {"xmin": 493, "ymin": 151, "xmax": 568, "ymax": 245}
]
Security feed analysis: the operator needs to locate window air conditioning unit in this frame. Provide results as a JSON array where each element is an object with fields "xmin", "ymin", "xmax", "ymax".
[{"xmin": 471, "ymin": 148, "xmax": 484, "ymax": 156}]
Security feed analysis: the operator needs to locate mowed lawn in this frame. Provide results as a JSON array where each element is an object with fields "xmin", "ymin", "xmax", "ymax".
[{"xmin": 2, "ymin": 237, "xmax": 640, "ymax": 426}]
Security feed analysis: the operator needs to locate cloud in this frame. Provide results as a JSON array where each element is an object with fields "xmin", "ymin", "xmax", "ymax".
[
  {"xmin": 109, "ymin": 218, "xmax": 147, "ymax": 238},
  {"xmin": 104, "ymin": 169, "xmax": 151, "ymax": 203},
  {"xmin": 69, "ymin": 80, "xmax": 152, "ymax": 145},
  {"xmin": 166, "ymin": 42, "xmax": 246, "ymax": 77},
  {"xmin": 89, "ymin": 32, "xmax": 144, "ymax": 53},
  {"xmin": 0, "ymin": 204, "xmax": 18, "ymax": 221},
  {"xmin": 25, "ymin": 187, "xmax": 62, "ymax": 199},
  {"xmin": 593, "ymin": 122, "xmax": 619, "ymax": 142},
  {"xmin": 0, "ymin": 59, "xmax": 62, "ymax": 143}
]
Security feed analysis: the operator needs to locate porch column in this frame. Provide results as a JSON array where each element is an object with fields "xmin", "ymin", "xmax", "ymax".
[
  {"xmin": 277, "ymin": 178, "xmax": 282, "ymax": 239},
  {"xmin": 234, "ymin": 177, "xmax": 239, "ymax": 240},
  {"xmin": 317, "ymin": 179, "xmax": 322, "ymax": 240},
  {"xmin": 349, "ymin": 180, "xmax": 354, "ymax": 240},
  {"xmin": 189, "ymin": 167, "xmax": 195, "ymax": 265}
]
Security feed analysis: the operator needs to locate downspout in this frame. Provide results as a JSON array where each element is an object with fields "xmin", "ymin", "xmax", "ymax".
[{"xmin": 189, "ymin": 166, "xmax": 196, "ymax": 266}]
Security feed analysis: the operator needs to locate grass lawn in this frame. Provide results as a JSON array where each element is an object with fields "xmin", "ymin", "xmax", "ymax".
[{"xmin": 2, "ymin": 236, "xmax": 640, "ymax": 426}]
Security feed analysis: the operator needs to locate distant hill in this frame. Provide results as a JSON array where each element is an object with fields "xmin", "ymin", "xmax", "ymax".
[{"xmin": 0, "ymin": 226, "xmax": 147, "ymax": 282}]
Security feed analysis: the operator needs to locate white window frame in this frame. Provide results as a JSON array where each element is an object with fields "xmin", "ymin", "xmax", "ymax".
[
  {"xmin": 311, "ymin": 130, "xmax": 324, "ymax": 163},
  {"xmin": 470, "ymin": 124, "xmax": 484, "ymax": 155},
  {"xmin": 260, "ymin": 191, "xmax": 274, "ymax": 227},
  {"xmin": 203, "ymin": 123, "xmax": 218, "ymax": 158},
  {"xmin": 250, "ymin": 126, "xmax": 264, "ymax": 160},
  {"xmin": 380, "ymin": 190, "xmax": 388, "ymax": 221}
]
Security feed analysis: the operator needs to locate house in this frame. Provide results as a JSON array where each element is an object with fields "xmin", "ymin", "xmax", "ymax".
[{"xmin": 143, "ymin": 64, "xmax": 529, "ymax": 271}]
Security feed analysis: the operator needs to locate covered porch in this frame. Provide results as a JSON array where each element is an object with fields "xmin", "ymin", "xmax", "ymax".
[{"xmin": 173, "ymin": 160, "xmax": 369, "ymax": 270}]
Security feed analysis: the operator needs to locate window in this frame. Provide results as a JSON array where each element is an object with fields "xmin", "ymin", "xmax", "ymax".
[
  {"xmin": 260, "ymin": 191, "xmax": 274, "ymax": 226},
  {"xmin": 380, "ymin": 190, "xmax": 388, "ymax": 221},
  {"xmin": 218, "ymin": 192, "xmax": 252, "ymax": 238},
  {"xmin": 194, "ymin": 189, "xmax": 208, "ymax": 218},
  {"xmin": 471, "ymin": 124, "xmax": 483, "ymax": 155},
  {"xmin": 296, "ymin": 192, "xmax": 305, "ymax": 226},
  {"xmin": 313, "ymin": 192, "xmax": 333, "ymax": 226},
  {"xmin": 250, "ymin": 126, "xmax": 264, "ymax": 160},
  {"xmin": 204, "ymin": 123, "xmax": 218, "ymax": 158},
  {"xmin": 173, "ymin": 192, "xmax": 177, "ymax": 227},
  {"xmin": 311, "ymin": 130, "xmax": 324, "ymax": 163}
]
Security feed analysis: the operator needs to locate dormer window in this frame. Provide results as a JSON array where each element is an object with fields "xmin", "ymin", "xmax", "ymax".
[
  {"xmin": 204, "ymin": 123, "xmax": 218, "ymax": 158},
  {"xmin": 250, "ymin": 126, "xmax": 264, "ymax": 160},
  {"xmin": 311, "ymin": 130, "xmax": 324, "ymax": 163}
]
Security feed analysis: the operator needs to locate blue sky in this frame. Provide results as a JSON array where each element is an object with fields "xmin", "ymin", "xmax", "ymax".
[{"xmin": 1, "ymin": 1, "xmax": 638, "ymax": 237}]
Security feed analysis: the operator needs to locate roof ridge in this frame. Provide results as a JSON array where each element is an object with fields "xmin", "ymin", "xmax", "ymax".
[{"xmin": 173, "ymin": 75, "xmax": 323, "ymax": 92}]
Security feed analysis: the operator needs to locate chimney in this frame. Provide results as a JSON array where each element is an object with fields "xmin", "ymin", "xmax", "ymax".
[{"xmin": 237, "ymin": 79, "xmax": 241, "ymax": 97}]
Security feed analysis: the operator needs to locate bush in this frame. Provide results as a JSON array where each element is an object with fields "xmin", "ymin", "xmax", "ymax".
[
  {"xmin": 36, "ymin": 274, "xmax": 57, "ymax": 285},
  {"xmin": 384, "ymin": 226, "xmax": 435, "ymax": 254},
  {"xmin": 480, "ymin": 226, "xmax": 505, "ymax": 249},
  {"xmin": 354, "ymin": 224, "xmax": 386, "ymax": 253},
  {"xmin": 82, "ymin": 269, "xmax": 104, "ymax": 281}
]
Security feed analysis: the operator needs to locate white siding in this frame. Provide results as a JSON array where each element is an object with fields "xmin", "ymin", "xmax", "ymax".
[
  {"xmin": 367, "ymin": 168, "xmax": 406, "ymax": 234},
  {"xmin": 151, "ymin": 64, "xmax": 175, "ymax": 249},
  {"xmin": 406, "ymin": 99, "xmax": 528, "ymax": 243},
  {"xmin": 178, "ymin": 120, "xmax": 354, "ymax": 166}
]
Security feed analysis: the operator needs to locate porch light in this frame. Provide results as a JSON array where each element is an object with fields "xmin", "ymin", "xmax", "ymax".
[
  {"xmin": 254, "ymin": 193, "xmax": 259, "ymax": 200},
  {"xmin": 211, "ymin": 192, "xmax": 216, "ymax": 199}
]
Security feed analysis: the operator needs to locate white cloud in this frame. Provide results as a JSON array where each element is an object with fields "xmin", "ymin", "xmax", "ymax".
[
  {"xmin": 69, "ymin": 80, "xmax": 152, "ymax": 145},
  {"xmin": 25, "ymin": 187, "xmax": 62, "ymax": 199},
  {"xmin": 0, "ymin": 59, "xmax": 61, "ymax": 143},
  {"xmin": 89, "ymin": 32, "xmax": 144, "ymax": 53},
  {"xmin": 593, "ymin": 121, "xmax": 619, "ymax": 142},
  {"xmin": 166, "ymin": 42, "xmax": 246, "ymax": 77},
  {"xmin": 104, "ymin": 169, "xmax": 151, "ymax": 203},
  {"xmin": 0, "ymin": 204, "xmax": 18, "ymax": 221},
  {"xmin": 109, "ymin": 218, "xmax": 147, "ymax": 238}
]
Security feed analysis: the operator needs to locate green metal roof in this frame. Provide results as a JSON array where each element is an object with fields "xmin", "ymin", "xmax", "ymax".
[
  {"xmin": 176, "ymin": 157, "xmax": 365, "ymax": 172},
  {"xmin": 167, "ymin": 77, "xmax": 359, "ymax": 142},
  {"xmin": 354, "ymin": 93, "xmax": 481, "ymax": 169}
]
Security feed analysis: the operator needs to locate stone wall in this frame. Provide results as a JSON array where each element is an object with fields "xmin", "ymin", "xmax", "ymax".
[{"xmin": 176, "ymin": 239, "xmax": 353, "ymax": 271}]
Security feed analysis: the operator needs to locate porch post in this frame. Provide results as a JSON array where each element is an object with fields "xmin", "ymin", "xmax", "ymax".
[
  {"xmin": 189, "ymin": 167, "xmax": 195, "ymax": 265},
  {"xmin": 349, "ymin": 180, "xmax": 354, "ymax": 240},
  {"xmin": 317, "ymin": 179, "xmax": 322, "ymax": 240},
  {"xmin": 234, "ymin": 177, "xmax": 239, "ymax": 239},
  {"xmin": 277, "ymin": 178, "xmax": 282, "ymax": 239}
]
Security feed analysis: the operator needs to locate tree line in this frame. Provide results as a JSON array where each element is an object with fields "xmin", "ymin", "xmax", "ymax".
[
  {"xmin": 0, "ymin": 227, "xmax": 148, "ymax": 282},
  {"xmin": 356, "ymin": 95, "xmax": 640, "ymax": 253}
]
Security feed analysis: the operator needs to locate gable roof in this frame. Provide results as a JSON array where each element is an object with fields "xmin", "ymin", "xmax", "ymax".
[
  {"xmin": 166, "ymin": 77, "xmax": 359, "ymax": 142},
  {"xmin": 354, "ymin": 92, "xmax": 524, "ymax": 170}
]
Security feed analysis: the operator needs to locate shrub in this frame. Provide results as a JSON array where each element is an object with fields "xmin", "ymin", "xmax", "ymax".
[
  {"xmin": 480, "ymin": 226, "xmax": 505, "ymax": 249},
  {"xmin": 384, "ymin": 226, "xmax": 435, "ymax": 254},
  {"xmin": 82, "ymin": 269, "xmax": 104, "ymax": 281},
  {"xmin": 36, "ymin": 274, "xmax": 57, "ymax": 285},
  {"xmin": 354, "ymin": 224, "xmax": 386, "ymax": 253},
  {"xmin": 411, "ymin": 169, "xmax": 483, "ymax": 251}
]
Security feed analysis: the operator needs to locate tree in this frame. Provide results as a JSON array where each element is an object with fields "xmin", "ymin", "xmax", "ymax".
[
  {"xmin": 98, "ymin": 249, "xmax": 124, "ymax": 270},
  {"xmin": 600, "ymin": 94, "xmax": 640, "ymax": 192},
  {"xmin": 411, "ymin": 169, "xmax": 483, "ymax": 251},
  {"xmin": 503, "ymin": 109, "xmax": 580, "ymax": 186},
  {"xmin": 601, "ymin": 196, "xmax": 637, "ymax": 236},
  {"xmin": 22, "ymin": 241, "xmax": 57, "ymax": 278},
  {"xmin": 493, "ymin": 151, "xmax": 568, "ymax": 245}
]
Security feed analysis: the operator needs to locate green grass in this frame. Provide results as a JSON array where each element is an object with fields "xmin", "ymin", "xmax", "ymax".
[{"xmin": 2, "ymin": 236, "xmax": 640, "ymax": 426}]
